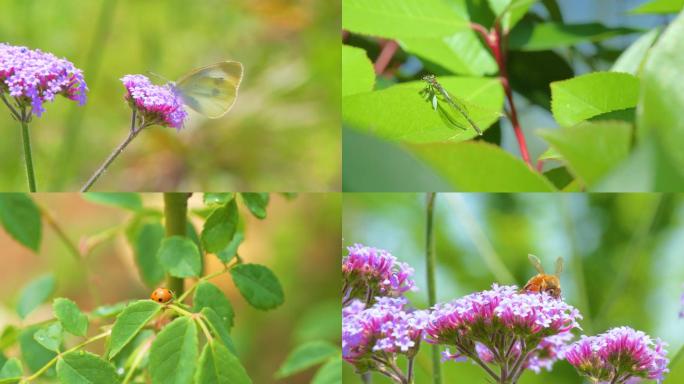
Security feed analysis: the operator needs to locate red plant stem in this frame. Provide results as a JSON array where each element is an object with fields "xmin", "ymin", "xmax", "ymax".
[
  {"xmin": 471, "ymin": 22, "xmax": 532, "ymax": 167},
  {"xmin": 374, "ymin": 39, "xmax": 398, "ymax": 75}
]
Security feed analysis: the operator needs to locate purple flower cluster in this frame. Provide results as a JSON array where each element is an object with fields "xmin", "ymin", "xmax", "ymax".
[
  {"xmin": 342, "ymin": 297, "xmax": 428, "ymax": 369},
  {"xmin": 0, "ymin": 43, "xmax": 87, "ymax": 117},
  {"xmin": 566, "ymin": 326, "xmax": 669, "ymax": 383},
  {"xmin": 426, "ymin": 284, "xmax": 582, "ymax": 376},
  {"xmin": 342, "ymin": 244, "xmax": 416, "ymax": 305},
  {"xmin": 121, "ymin": 74, "xmax": 186, "ymax": 129}
]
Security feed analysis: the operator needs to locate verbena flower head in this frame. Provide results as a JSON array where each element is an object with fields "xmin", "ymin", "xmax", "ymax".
[
  {"xmin": 0, "ymin": 42, "xmax": 87, "ymax": 117},
  {"xmin": 566, "ymin": 326, "xmax": 669, "ymax": 383},
  {"xmin": 121, "ymin": 74, "xmax": 186, "ymax": 129},
  {"xmin": 342, "ymin": 244, "xmax": 416, "ymax": 305},
  {"xmin": 342, "ymin": 297, "xmax": 428, "ymax": 371},
  {"xmin": 426, "ymin": 284, "xmax": 582, "ymax": 377}
]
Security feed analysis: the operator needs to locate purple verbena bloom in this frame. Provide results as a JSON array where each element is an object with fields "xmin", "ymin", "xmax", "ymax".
[
  {"xmin": 342, "ymin": 244, "xmax": 416, "ymax": 305},
  {"xmin": 0, "ymin": 43, "xmax": 87, "ymax": 117},
  {"xmin": 566, "ymin": 326, "xmax": 669, "ymax": 384},
  {"xmin": 121, "ymin": 74, "xmax": 187, "ymax": 129},
  {"xmin": 342, "ymin": 297, "xmax": 427, "ymax": 372},
  {"xmin": 424, "ymin": 284, "xmax": 581, "ymax": 379}
]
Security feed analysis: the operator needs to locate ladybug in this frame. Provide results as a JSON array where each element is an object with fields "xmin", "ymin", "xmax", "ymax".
[{"xmin": 150, "ymin": 288, "xmax": 174, "ymax": 303}]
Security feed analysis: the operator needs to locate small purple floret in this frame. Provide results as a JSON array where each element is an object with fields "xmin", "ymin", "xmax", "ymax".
[
  {"xmin": 566, "ymin": 326, "xmax": 669, "ymax": 383},
  {"xmin": 342, "ymin": 244, "xmax": 416, "ymax": 305},
  {"xmin": 120, "ymin": 74, "xmax": 186, "ymax": 129},
  {"xmin": 0, "ymin": 42, "xmax": 87, "ymax": 117},
  {"xmin": 342, "ymin": 297, "xmax": 427, "ymax": 367}
]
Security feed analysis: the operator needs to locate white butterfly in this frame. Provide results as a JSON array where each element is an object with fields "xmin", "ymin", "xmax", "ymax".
[{"xmin": 174, "ymin": 61, "xmax": 244, "ymax": 118}]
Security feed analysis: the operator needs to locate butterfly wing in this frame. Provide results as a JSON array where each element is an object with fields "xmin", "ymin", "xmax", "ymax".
[{"xmin": 175, "ymin": 61, "xmax": 243, "ymax": 118}]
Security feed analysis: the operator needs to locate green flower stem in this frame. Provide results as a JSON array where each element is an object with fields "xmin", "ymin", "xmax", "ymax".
[
  {"xmin": 20, "ymin": 115, "xmax": 37, "ymax": 192},
  {"xmin": 425, "ymin": 193, "xmax": 441, "ymax": 384},
  {"xmin": 81, "ymin": 109, "xmax": 140, "ymax": 192},
  {"xmin": 163, "ymin": 193, "xmax": 192, "ymax": 296},
  {"xmin": 21, "ymin": 330, "xmax": 110, "ymax": 383}
]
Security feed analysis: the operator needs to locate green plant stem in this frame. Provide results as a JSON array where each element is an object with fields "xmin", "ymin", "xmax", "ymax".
[
  {"xmin": 168, "ymin": 304, "xmax": 194, "ymax": 317},
  {"xmin": 20, "ymin": 112, "xmax": 37, "ymax": 192},
  {"xmin": 447, "ymin": 195, "xmax": 515, "ymax": 283},
  {"xmin": 670, "ymin": 342, "xmax": 684, "ymax": 369},
  {"xmin": 560, "ymin": 196, "xmax": 593, "ymax": 334},
  {"xmin": 195, "ymin": 315, "xmax": 213, "ymax": 341},
  {"xmin": 425, "ymin": 193, "xmax": 442, "ymax": 384},
  {"xmin": 177, "ymin": 263, "xmax": 235, "ymax": 303},
  {"xmin": 22, "ymin": 330, "xmax": 110, "ymax": 382},
  {"xmin": 81, "ymin": 109, "xmax": 140, "ymax": 192},
  {"xmin": 52, "ymin": 0, "xmax": 119, "ymax": 189},
  {"xmin": 121, "ymin": 339, "xmax": 152, "ymax": 384},
  {"xmin": 163, "ymin": 193, "xmax": 192, "ymax": 296},
  {"xmin": 595, "ymin": 195, "xmax": 663, "ymax": 325}
]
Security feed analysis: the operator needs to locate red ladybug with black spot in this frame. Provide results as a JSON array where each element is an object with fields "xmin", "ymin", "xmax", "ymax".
[{"xmin": 150, "ymin": 288, "xmax": 174, "ymax": 303}]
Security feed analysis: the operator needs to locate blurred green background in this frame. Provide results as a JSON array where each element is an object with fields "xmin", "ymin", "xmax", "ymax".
[
  {"xmin": 0, "ymin": 0, "xmax": 340, "ymax": 191},
  {"xmin": 343, "ymin": 193, "xmax": 684, "ymax": 383},
  {"xmin": 0, "ymin": 193, "xmax": 341, "ymax": 383}
]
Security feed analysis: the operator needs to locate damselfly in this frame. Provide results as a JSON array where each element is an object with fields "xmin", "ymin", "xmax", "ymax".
[{"xmin": 420, "ymin": 74, "xmax": 483, "ymax": 136}]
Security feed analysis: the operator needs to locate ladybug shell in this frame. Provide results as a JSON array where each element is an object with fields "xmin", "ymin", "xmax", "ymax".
[{"xmin": 150, "ymin": 288, "xmax": 173, "ymax": 303}]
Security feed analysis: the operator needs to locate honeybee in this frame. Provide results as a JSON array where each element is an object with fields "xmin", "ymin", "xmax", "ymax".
[{"xmin": 522, "ymin": 254, "xmax": 563, "ymax": 299}]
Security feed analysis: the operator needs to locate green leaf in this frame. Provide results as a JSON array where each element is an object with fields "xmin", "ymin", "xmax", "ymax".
[
  {"xmin": 230, "ymin": 264, "xmax": 285, "ymax": 310},
  {"xmin": 342, "ymin": 0, "xmax": 469, "ymax": 39},
  {"xmin": 408, "ymin": 142, "xmax": 556, "ymax": 191},
  {"xmin": 538, "ymin": 122, "xmax": 633, "ymax": 187},
  {"xmin": 33, "ymin": 323, "xmax": 62, "ymax": 352},
  {"xmin": 240, "ymin": 193, "xmax": 269, "ymax": 219},
  {"xmin": 0, "ymin": 326, "xmax": 19, "ymax": 350},
  {"xmin": 629, "ymin": 0, "xmax": 684, "ymax": 14},
  {"xmin": 550, "ymin": 72, "xmax": 639, "ymax": 127},
  {"xmin": 193, "ymin": 282, "xmax": 235, "ymax": 331},
  {"xmin": 128, "ymin": 220, "xmax": 165, "ymax": 287},
  {"xmin": 196, "ymin": 339, "xmax": 251, "ymax": 384},
  {"xmin": 53, "ymin": 298, "xmax": 88, "ymax": 337},
  {"xmin": 108, "ymin": 300, "xmax": 162, "ymax": 359},
  {"xmin": 83, "ymin": 193, "xmax": 143, "ymax": 211},
  {"xmin": 593, "ymin": 137, "xmax": 684, "ymax": 191},
  {"xmin": 16, "ymin": 274, "xmax": 55, "ymax": 319},
  {"xmin": 639, "ymin": 10, "xmax": 684, "ymax": 173},
  {"xmin": 509, "ymin": 22, "xmax": 640, "ymax": 51},
  {"xmin": 311, "ymin": 356, "xmax": 342, "ymax": 384},
  {"xmin": 91, "ymin": 302, "xmax": 127, "ymax": 318},
  {"xmin": 201, "ymin": 308, "xmax": 236, "ymax": 354},
  {"xmin": 342, "ymin": 45, "xmax": 375, "ymax": 97},
  {"xmin": 0, "ymin": 193, "xmax": 41, "ymax": 252},
  {"xmin": 400, "ymin": 31, "xmax": 497, "ymax": 76},
  {"xmin": 611, "ymin": 28, "xmax": 661, "ymax": 75},
  {"xmin": 0, "ymin": 358, "xmax": 22, "ymax": 381},
  {"xmin": 19, "ymin": 327, "xmax": 57, "ymax": 375},
  {"xmin": 275, "ymin": 341, "xmax": 340, "ymax": 378},
  {"xmin": 203, "ymin": 193, "xmax": 235, "ymax": 206},
  {"xmin": 217, "ymin": 232, "xmax": 244, "ymax": 264},
  {"xmin": 488, "ymin": 0, "xmax": 537, "ymax": 31},
  {"xmin": 158, "ymin": 236, "xmax": 202, "ymax": 278},
  {"xmin": 57, "ymin": 351, "xmax": 119, "ymax": 384},
  {"xmin": 343, "ymin": 77, "xmax": 504, "ymax": 143},
  {"xmin": 149, "ymin": 317, "xmax": 198, "ymax": 384},
  {"xmin": 201, "ymin": 201, "xmax": 238, "ymax": 254}
]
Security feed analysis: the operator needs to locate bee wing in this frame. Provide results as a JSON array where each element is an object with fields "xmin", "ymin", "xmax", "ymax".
[
  {"xmin": 555, "ymin": 257, "xmax": 564, "ymax": 276},
  {"xmin": 527, "ymin": 254, "xmax": 545, "ymax": 274}
]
